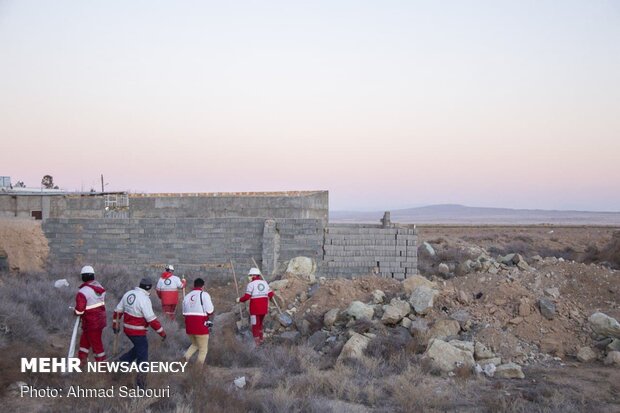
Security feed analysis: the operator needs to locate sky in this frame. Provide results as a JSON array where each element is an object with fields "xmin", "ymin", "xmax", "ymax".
[{"xmin": 1, "ymin": 1, "xmax": 619, "ymax": 211}]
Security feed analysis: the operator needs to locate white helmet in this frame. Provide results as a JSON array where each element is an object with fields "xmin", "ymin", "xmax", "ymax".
[
  {"xmin": 80, "ymin": 265, "xmax": 95, "ymax": 275},
  {"xmin": 248, "ymin": 267, "xmax": 261, "ymax": 276},
  {"xmin": 166, "ymin": 264, "xmax": 174, "ymax": 272}
]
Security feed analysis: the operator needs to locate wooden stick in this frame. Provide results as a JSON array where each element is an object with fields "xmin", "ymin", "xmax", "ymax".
[
  {"xmin": 230, "ymin": 260, "xmax": 244, "ymax": 321},
  {"xmin": 112, "ymin": 333, "xmax": 119, "ymax": 357}
]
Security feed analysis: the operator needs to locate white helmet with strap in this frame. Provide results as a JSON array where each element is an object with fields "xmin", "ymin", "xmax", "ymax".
[{"xmin": 165, "ymin": 264, "xmax": 174, "ymax": 272}]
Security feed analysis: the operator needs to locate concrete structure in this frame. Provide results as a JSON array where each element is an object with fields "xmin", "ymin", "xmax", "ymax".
[{"xmin": 1, "ymin": 190, "xmax": 417, "ymax": 279}]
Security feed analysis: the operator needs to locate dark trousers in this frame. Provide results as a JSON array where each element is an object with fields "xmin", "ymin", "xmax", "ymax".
[{"xmin": 120, "ymin": 334, "xmax": 148, "ymax": 388}]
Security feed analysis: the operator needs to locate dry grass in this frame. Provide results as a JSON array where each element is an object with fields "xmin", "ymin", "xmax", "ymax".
[{"xmin": 1, "ymin": 264, "xmax": 618, "ymax": 412}]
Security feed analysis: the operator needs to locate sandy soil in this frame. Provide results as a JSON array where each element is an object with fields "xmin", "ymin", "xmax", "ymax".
[{"xmin": 0, "ymin": 218, "xmax": 49, "ymax": 272}]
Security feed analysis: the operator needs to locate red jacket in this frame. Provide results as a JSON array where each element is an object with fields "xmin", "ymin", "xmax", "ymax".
[
  {"xmin": 156, "ymin": 272, "xmax": 186, "ymax": 305},
  {"xmin": 74, "ymin": 281, "xmax": 106, "ymax": 331},
  {"xmin": 113, "ymin": 288, "xmax": 164, "ymax": 337},
  {"xmin": 239, "ymin": 276, "xmax": 274, "ymax": 316},
  {"xmin": 182, "ymin": 288, "xmax": 214, "ymax": 335}
]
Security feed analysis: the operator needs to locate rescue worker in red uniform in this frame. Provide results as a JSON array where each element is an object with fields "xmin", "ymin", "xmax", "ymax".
[
  {"xmin": 74, "ymin": 265, "xmax": 107, "ymax": 365},
  {"xmin": 182, "ymin": 278, "xmax": 214, "ymax": 365},
  {"xmin": 113, "ymin": 277, "xmax": 166, "ymax": 389},
  {"xmin": 236, "ymin": 267, "xmax": 274, "ymax": 345},
  {"xmin": 156, "ymin": 264, "xmax": 186, "ymax": 320}
]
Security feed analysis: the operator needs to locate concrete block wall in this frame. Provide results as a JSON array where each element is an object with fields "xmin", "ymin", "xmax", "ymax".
[
  {"xmin": 322, "ymin": 224, "xmax": 417, "ymax": 279},
  {"xmin": 43, "ymin": 217, "xmax": 324, "ymax": 279}
]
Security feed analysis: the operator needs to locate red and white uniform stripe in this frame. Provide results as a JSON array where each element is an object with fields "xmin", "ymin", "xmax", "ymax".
[
  {"xmin": 239, "ymin": 277, "xmax": 274, "ymax": 315},
  {"xmin": 156, "ymin": 272, "xmax": 186, "ymax": 305},
  {"xmin": 74, "ymin": 281, "xmax": 106, "ymax": 331},
  {"xmin": 112, "ymin": 287, "xmax": 164, "ymax": 337},
  {"xmin": 74, "ymin": 280, "xmax": 107, "ymax": 362},
  {"xmin": 182, "ymin": 288, "xmax": 214, "ymax": 335}
]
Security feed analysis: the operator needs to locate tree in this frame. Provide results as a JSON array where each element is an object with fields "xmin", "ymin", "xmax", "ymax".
[
  {"xmin": 41, "ymin": 175, "xmax": 57, "ymax": 189},
  {"xmin": 14, "ymin": 181, "xmax": 26, "ymax": 188}
]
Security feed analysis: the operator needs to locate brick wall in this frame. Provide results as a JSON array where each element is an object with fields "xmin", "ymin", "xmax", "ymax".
[
  {"xmin": 43, "ymin": 217, "xmax": 325, "ymax": 279},
  {"xmin": 322, "ymin": 224, "xmax": 417, "ymax": 279}
]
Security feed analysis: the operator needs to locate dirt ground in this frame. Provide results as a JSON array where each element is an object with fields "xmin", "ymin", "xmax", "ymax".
[
  {"xmin": 0, "ymin": 218, "xmax": 48, "ymax": 272},
  {"xmin": 1, "ymin": 223, "xmax": 619, "ymax": 412}
]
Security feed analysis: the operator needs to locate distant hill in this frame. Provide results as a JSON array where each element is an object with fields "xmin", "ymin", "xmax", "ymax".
[{"xmin": 330, "ymin": 204, "xmax": 620, "ymax": 225}]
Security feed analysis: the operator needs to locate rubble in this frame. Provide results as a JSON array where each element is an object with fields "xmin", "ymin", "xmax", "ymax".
[
  {"xmin": 495, "ymin": 363, "xmax": 525, "ymax": 379},
  {"xmin": 604, "ymin": 351, "xmax": 620, "ymax": 366},
  {"xmin": 346, "ymin": 301, "xmax": 374, "ymax": 320},
  {"xmin": 409, "ymin": 285, "xmax": 439, "ymax": 315},
  {"xmin": 381, "ymin": 299, "xmax": 411, "ymax": 325},
  {"xmin": 428, "ymin": 319, "xmax": 460, "ymax": 341},
  {"xmin": 337, "ymin": 332, "xmax": 371, "ymax": 362},
  {"xmin": 286, "ymin": 257, "xmax": 317, "ymax": 282},
  {"xmin": 588, "ymin": 312, "xmax": 620, "ymax": 339},
  {"xmin": 402, "ymin": 275, "xmax": 438, "ymax": 295},
  {"xmin": 324, "ymin": 308, "xmax": 340, "ymax": 327},
  {"xmin": 538, "ymin": 298, "xmax": 556, "ymax": 320},
  {"xmin": 372, "ymin": 289, "xmax": 386, "ymax": 304},
  {"xmin": 423, "ymin": 339, "xmax": 475, "ymax": 373},
  {"xmin": 576, "ymin": 346, "xmax": 597, "ymax": 363}
]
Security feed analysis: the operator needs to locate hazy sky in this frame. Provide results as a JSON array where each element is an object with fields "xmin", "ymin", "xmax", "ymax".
[{"xmin": 1, "ymin": 1, "xmax": 619, "ymax": 211}]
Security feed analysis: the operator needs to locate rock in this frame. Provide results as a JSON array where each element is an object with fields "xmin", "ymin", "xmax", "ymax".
[
  {"xmin": 511, "ymin": 253, "xmax": 525, "ymax": 265},
  {"xmin": 544, "ymin": 287, "xmax": 560, "ymax": 299},
  {"xmin": 540, "ymin": 337, "xmax": 563, "ymax": 356},
  {"xmin": 608, "ymin": 338, "xmax": 620, "ymax": 352},
  {"xmin": 324, "ymin": 309, "xmax": 340, "ymax": 327},
  {"xmin": 277, "ymin": 331, "xmax": 301, "ymax": 344},
  {"xmin": 495, "ymin": 363, "xmax": 525, "ymax": 379},
  {"xmin": 286, "ymin": 257, "xmax": 317, "ymax": 282},
  {"xmin": 54, "ymin": 279, "xmax": 69, "ymax": 288},
  {"xmin": 337, "ymin": 332, "xmax": 371, "ymax": 362},
  {"xmin": 516, "ymin": 260, "xmax": 530, "ymax": 271},
  {"xmin": 448, "ymin": 340, "xmax": 474, "ymax": 353},
  {"xmin": 422, "ymin": 242, "xmax": 436, "ymax": 257},
  {"xmin": 518, "ymin": 298, "xmax": 531, "ymax": 317},
  {"xmin": 346, "ymin": 301, "xmax": 374, "ymax": 320},
  {"xmin": 410, "ymin": 318, "xmax": 429, "ymax": 340},
  {"xmin": 423, "ymin": 339, "xmax": 475, "ymax": 372},
  {"xmin": 409, "ymin": 285, "xmax": 439, "ymax": 315},
  {"xmin": 481, "ymin": 363, "xmax": 497, "ymax": 377},
  {"xmin": 594, "ymin": 337, "xmax": 613, "ymax": 350},
  {"xmin": 269, "ymin": 279, "xmax": 289, "ymax": 291},
  {"xmin": 449, "ymin": 309, "xmax": 471, "ymax": 330},
  {"xmin": 401, "ymin": 317, "xmax": 412, "ymax": 329},
  {"xmin": 589, "ymin": 312, "xmax": 620, "ymax": 339},
  {"xmin": 308, "ymin": 330, "xmax": 328, "ymax": 350},
  {"xmin": 234, "ymin": 376, "xmax": 246, "ymax": 389},
  {"xmin": 531, "ymin": 255, "xmax": 543, "ymax": 262},
  {"xmin": 428, "ymin": 319, "xmax": 461, "ymax": 341},
  {"xmin": 538, "ymin": 298, "xmax": 556, "ymax": 320},
  {"xmin": 509, "ymin": 317, "xmax": 523, "ymax": 325},
  {"xmin": 457, "ymin": 290, "xmax": 470, "ymax": 304},
  {"xmin": 604, "ymin": 351, "xmax": 620, "ymax": 366},
  {"xmin": 576, "ymin": 346, "xmax": 597, "ymax": 363},
  {"xmin": 381, "ymin": 299, "xmax": 411, "ymax": 325},
  {"xmin": 499, "ymin": 254, "xmax": 515, "ymax": 265},
  {"xmin": 478, "ymin": 357, "xmax": 502, "ymax": 367},
  {"xmin": 475, "ymin": 342, "xmax": 495, "ymax": 360},
  {"xmin": 297, "ymin": 319, "xmax": 311, "ymax": 336},
  {"xmin": 371, "ymin": 290, "xmax": 386, "ymax": 304},
  {"xmin": 438, "ymin": 263, "xmax": 450, "ymax": 275},
  {"xmin": 402, "ymin": 275, "xmax": 438, "ymax": 295}
]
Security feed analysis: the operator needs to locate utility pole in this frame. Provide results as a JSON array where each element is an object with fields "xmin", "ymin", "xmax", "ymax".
[{"xmin": 101, "ymin": 174, "xmax": 104, "ymax": 193}]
